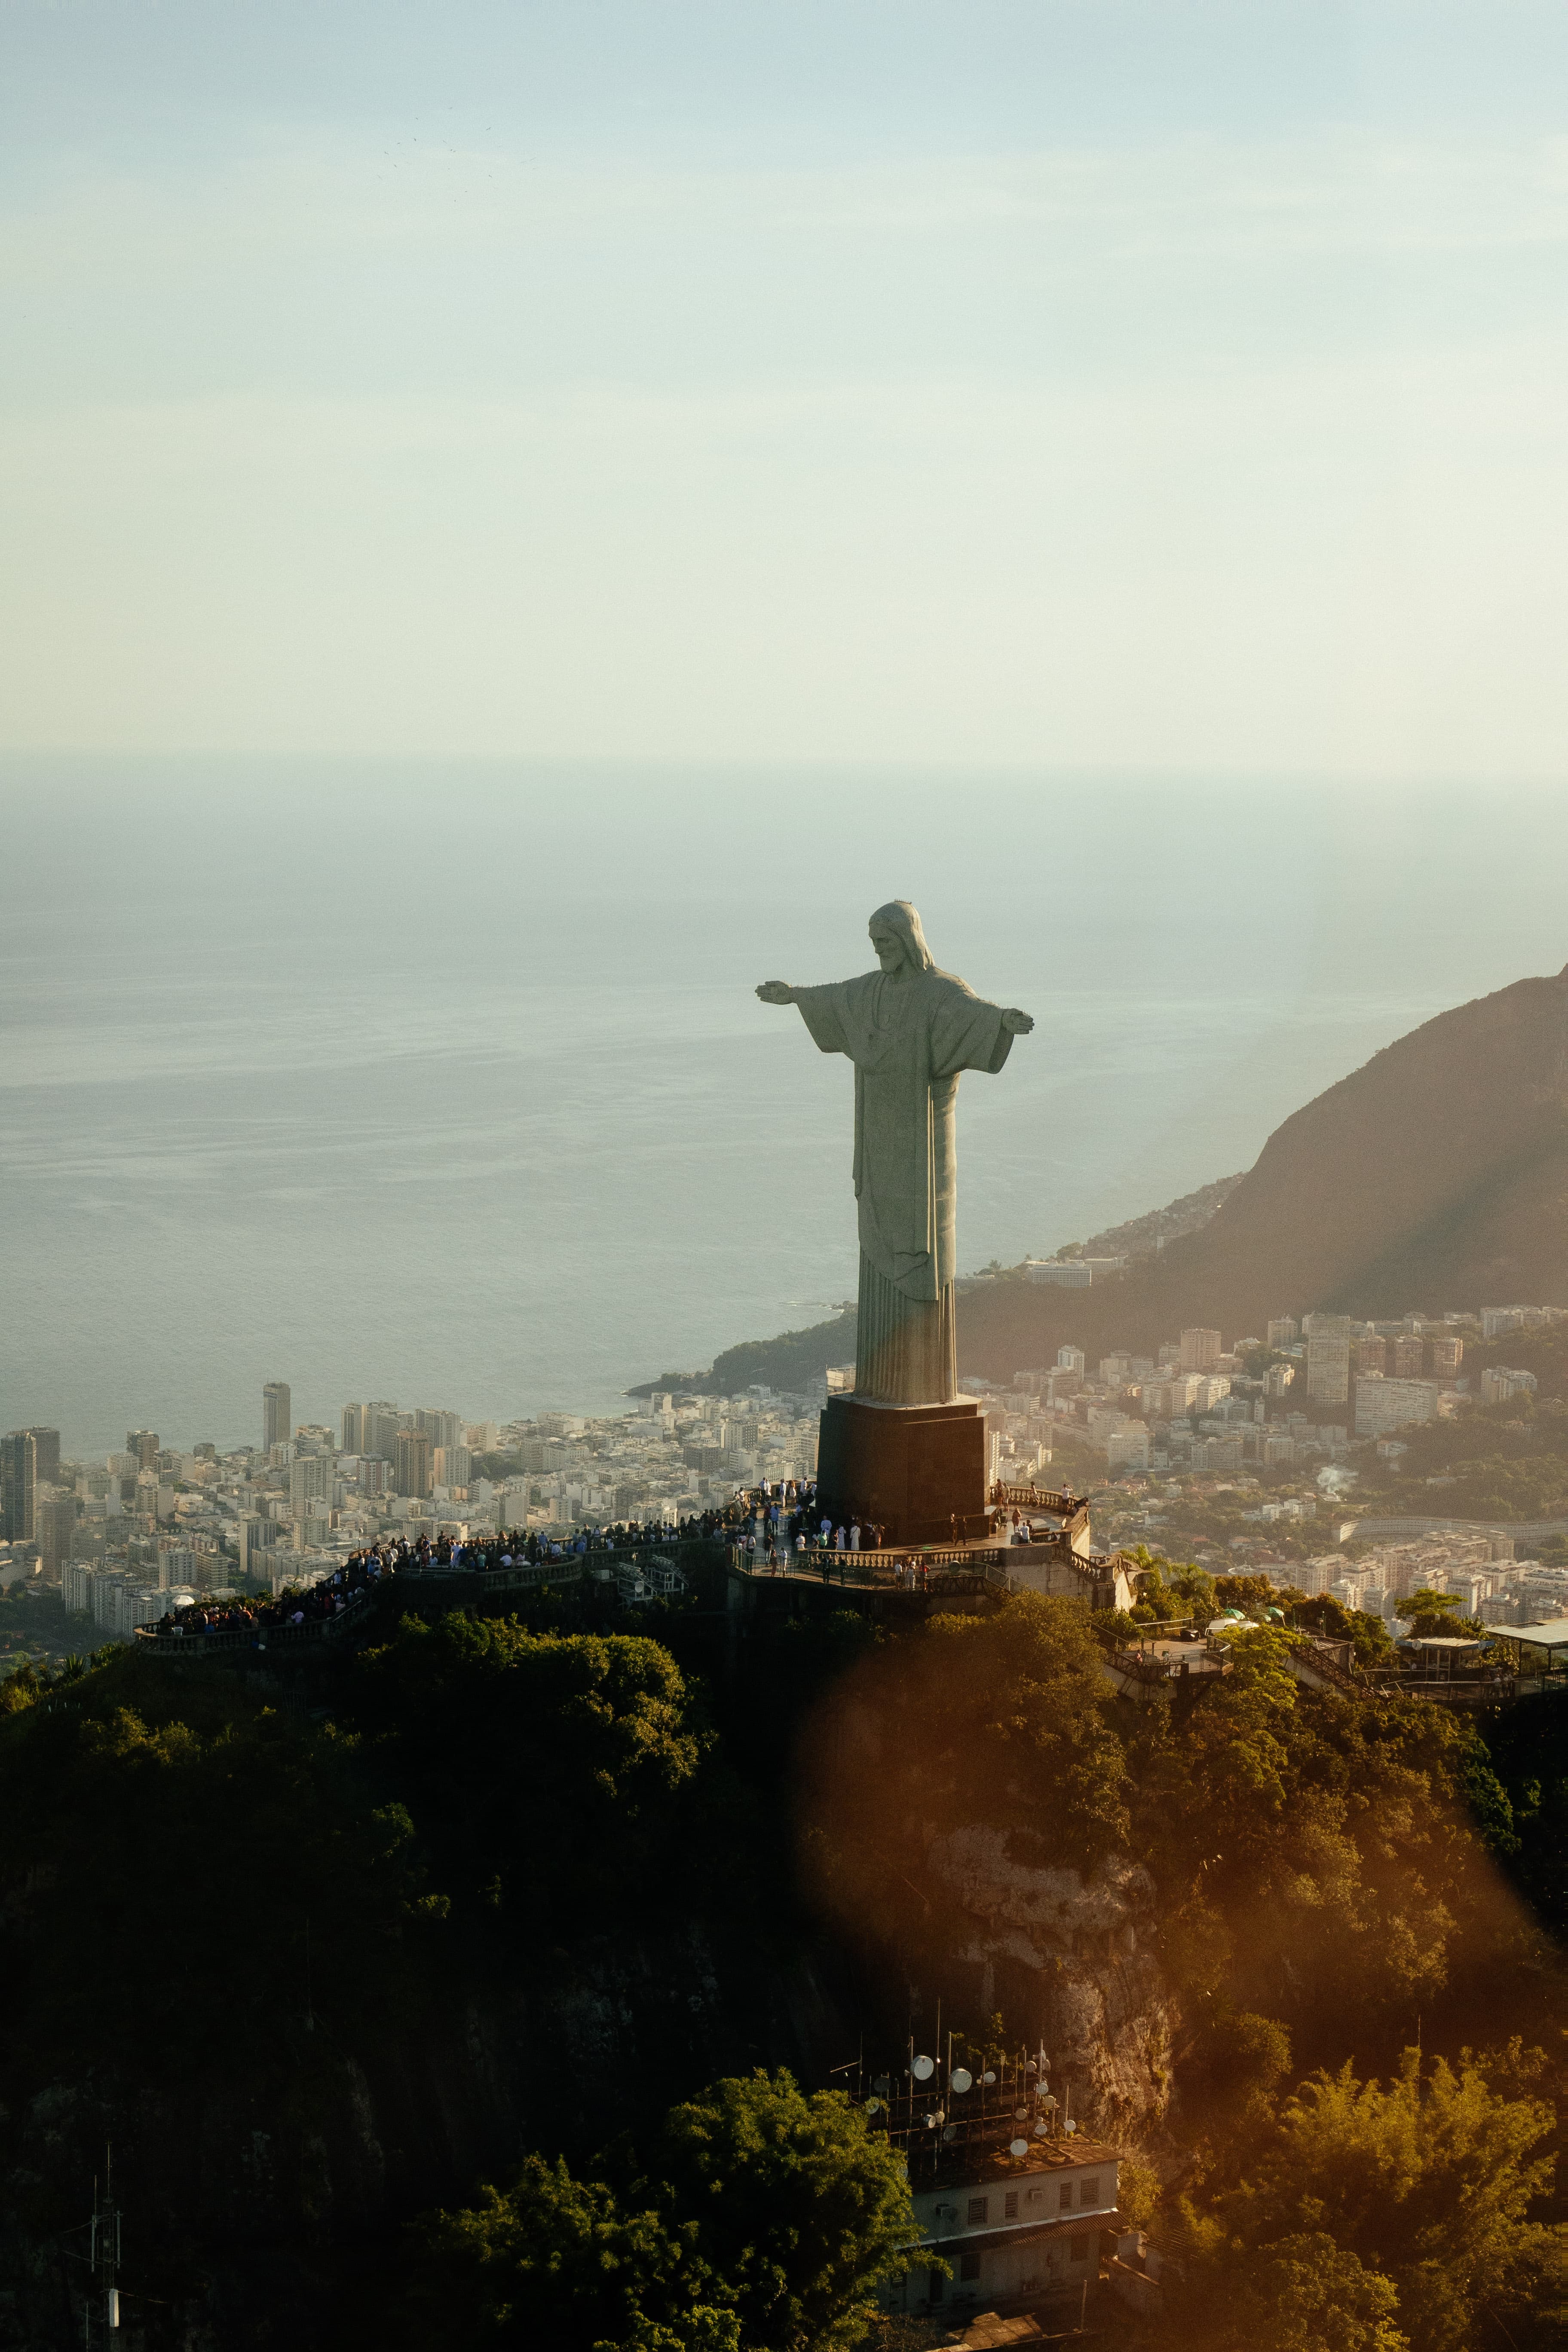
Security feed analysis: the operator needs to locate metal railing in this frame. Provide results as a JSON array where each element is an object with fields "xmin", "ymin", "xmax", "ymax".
[
  {"xmin": 398, "ymin": 1541, "xmax": 717, "ymax": 1597},
  {"xmin": 729, "ymin": 1540, "xmax": 1124, "ymax": 1595},
  {"xmin": 1108, "ymin": 1643, "xmax": 1229, "ymax": 1684},
  {"xmin": 990, "ymin": 1482, "xmax": 1088, "ymax": 1519},
  {"xmin": 135, "ymin": 1596, "xmax": 374, "ymax": 1655}
]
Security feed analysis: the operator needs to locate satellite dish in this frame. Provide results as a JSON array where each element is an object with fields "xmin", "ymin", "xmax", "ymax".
[
  {"xmin": 865, "ymin": 2097, "xmax": 881, "ymax": 2113},
  {"xmin": 1041, "ymin": 2093, "xmax": 1059, "ymax": 2112},
  {"xmin": 1033, "ymin": 2122, "xmax": 1049, "ymax": 2138},
  {"xmin": 950, "ymin": 2067, "xmax": 974, "ymax": 2095},
  {"xmin": 1015, "ymin": 2108, "xmax": 1029, "ymax": 2120},
  {"xmin": 912, "ymin": 2054, "xmax": 935, "ymax": 2081},
  {"xmin": 981, "ymin": 2070, "xmax": 997, "ymax": 2085},
  {"xmin": 1065, "ymin": 2119, "xmax": 1077, "ymax": 2135},
  {"xmin": 925, "ymin": 2112, "xmax": 940, "ymax": 2130},
  {"xmin": 1009, "ymin": 2138, "xmax": 1029, "ymax": 2157},
  {"xmin": 942, "ymin": 2124, "xmax": 956, "ymax": 2142}
]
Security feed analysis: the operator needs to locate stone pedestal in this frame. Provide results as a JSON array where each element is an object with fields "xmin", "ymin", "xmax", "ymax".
[{"xmin": 815, "ymin": 1394, "xmax": 988, "ymax": 1545}]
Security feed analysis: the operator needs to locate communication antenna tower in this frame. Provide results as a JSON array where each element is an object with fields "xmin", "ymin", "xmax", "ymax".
[{"xmin": 83, "ymin": 2144, "xmax": 122, "ymax": 2346}]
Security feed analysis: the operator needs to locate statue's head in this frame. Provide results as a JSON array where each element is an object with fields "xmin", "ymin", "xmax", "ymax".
[{"xmin": 869, "ymin": 900, "xmax": 935, "ymax": 975}]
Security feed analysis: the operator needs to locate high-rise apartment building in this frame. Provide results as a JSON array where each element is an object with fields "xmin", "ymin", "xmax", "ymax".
[
  {"xmin": 1266, "ymin": 1317, "xmax": 1299, "ymax": 1348},
  {"xmin": 1179, "ymin": 1328, "xmax": 1222, "ymax": 1372},
  {"xmin": 1305, "ymin": 1319, "xmax": 1353, "ymax": 1406},
  {"xmin": 27, "ymin": 1427, "xmax": 60, "ymax": 1487},
  {"xmin": 394, "ymin": 1429, "xmax": 433, "ymax": 1499},
  {"xmin": 1357, "ymin": 1336, "xmax": 1387, "ymax": 1377},
  {"xmin": 416, "ymin": 1408, "xmax": 463, "ymax": 1450},
  {"xmin": 1430, "ymin": 1335, "xmax": 1464, "ymax": 1380},
  {"xmin": 433, "ymin": 1444, "xmax": 472, "ymax": 1490},
  {"xmin": 263, "ymin": 1382, "xmax": 292, "ymax": 1451},
  {"xmin": 127, "ymin": 1430, "xmax": 159, "ymax": 1469},
  {"xmin": 35, "ymin": 1486, "xmax": 79, "ymax": 1577},
  {"xmin": 341, "ymin": 1403, "xmax": 367, "ymax": 1454},
  {"xmin": 1393, "ymin": 1336, "xmax": 1425, "ymax": 1379},
  {"xmin": 237, "ymin": 1516, "xmax": 278, "ymax": 1579},
  {"xmin": 0, "ymin": 1433, "xmax": 29, "ymax": 1541},
  {"xmin": 364, "ymin": 1401, "xmax": 401, "ymax": 1466},
  {"xmin": 2, "ymin": 1427, "xmax": 63, "ymax": 1541},
  {"xmin": 289, "ymin": 1455, "xmax": 332, "ymax": 1519},
  {"xmin": 1056, "ymin": 1346, "xmax": 1085, "ymax": 1375}
]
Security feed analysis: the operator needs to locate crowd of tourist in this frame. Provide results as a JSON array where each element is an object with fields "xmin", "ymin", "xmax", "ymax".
[
  {"xmin": 728, "ymin": 1477, "xmax": 1071, "ymax": 1579},
  {"xmin": 402, "ymin": 1479, "xmax": 824, "ymax": 1577},
  {"xmin": 147, "ymin": 1544, "xmax": 400, "ymax": 1639},
  {"xmin": 141, "ymin": 1471, "xmax": 1062, "ymax": 1635}
]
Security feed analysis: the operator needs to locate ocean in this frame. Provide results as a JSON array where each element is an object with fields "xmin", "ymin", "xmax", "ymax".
[{"xmin": 3, "ymin": 761, "xmax": 1564, "ymax": 1458}]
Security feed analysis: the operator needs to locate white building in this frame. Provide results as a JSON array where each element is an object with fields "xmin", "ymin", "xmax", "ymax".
[
  {"xmin": 1354, "ymin": 1376, "xmax": 1440, "ymax": 1437},
  {"xmin": 1105, "ymin": 1426, "xmax": 1151, "ymax": 1474},
  {"xmin": 884, "ymin": 2144, "xmax": 1122, "ymax": 2323}
]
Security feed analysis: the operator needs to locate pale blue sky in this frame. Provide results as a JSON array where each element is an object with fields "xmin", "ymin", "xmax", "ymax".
[{"xmin": 3, "ymin": 2, "xmax": 1567, "ymax": 771}]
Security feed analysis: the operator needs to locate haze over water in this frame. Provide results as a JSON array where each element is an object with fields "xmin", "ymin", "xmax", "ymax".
[{"xmin": 3, "ymin": 765, "xmax": 1564, "ymax": 1457}]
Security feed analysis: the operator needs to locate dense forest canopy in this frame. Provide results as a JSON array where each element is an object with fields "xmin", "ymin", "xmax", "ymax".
[{"xmin": 0, "ymin": 1570, "xmax": 1562, "ymax": 2350}]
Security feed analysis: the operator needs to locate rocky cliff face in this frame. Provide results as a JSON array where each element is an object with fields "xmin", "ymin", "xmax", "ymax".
[{"xmin": 926, "ymin": 1827, "xmax": 1176, "ymax": 2145}]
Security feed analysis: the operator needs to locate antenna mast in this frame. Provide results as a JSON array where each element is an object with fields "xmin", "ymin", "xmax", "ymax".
[{"xmin": 86, "ymin": 2144, "xmax": 121, "ymax": 2345}]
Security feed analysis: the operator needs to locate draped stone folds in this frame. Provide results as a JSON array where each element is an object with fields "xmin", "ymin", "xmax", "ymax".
[{"xmin": 856, "ymin": 1248, "xmax": 958, "ymax": 1405}]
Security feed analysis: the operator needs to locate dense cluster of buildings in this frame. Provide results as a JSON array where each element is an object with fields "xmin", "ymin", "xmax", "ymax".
[
  {"xmin": 964, "ymin": 1302, "xmax": 1567, "ymax": 1482},
  {"xmin": 0, "ymin": 1379, "xmax": 823, "ymax": 1624},
  {"xmin": 3, "ymin": 1295, "xmax": 1562, "ymax": 1638},
  {"xmin": 1240, "ymin": 1532, "xmax": 1568, "ymax": 1626}
]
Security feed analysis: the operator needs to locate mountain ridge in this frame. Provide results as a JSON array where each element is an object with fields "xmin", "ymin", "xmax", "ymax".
[{"xmin": 961, "ymin": 965, "xmax": 1568, "ymax": 1376}]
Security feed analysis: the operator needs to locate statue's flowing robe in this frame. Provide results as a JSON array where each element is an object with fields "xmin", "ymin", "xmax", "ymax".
[{"xmin": 793, "ymin": 968, "xmax": 1014, "ymax": 1405}]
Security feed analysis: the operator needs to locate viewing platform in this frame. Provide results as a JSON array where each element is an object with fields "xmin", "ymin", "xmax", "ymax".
[{"xmin": 726, "ymin": 1482, "xmax": 1132, "ymax": 1618}]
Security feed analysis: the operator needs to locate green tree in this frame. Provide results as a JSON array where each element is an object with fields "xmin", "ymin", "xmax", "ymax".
[
  {"xmin": 0, "ymin": 1655, "xmax": 441, "ymax": 2058},
  {"xmin": 405, "ymin": 2153, "xmax": 736, "ymax": 2352},
  {"xmin": 1167, "ymin": 2228, "xmax": 1408, "ymax": 2352},
  {"xmin": 658, "ymin": 2069, "xmax": 922, "ymax": 2352},
  {"xmin": 1191, "ymin": 2044, "xmax": 1559, "ymax": 2352},
  {"xmin": 1126, "ymin": 1629, "xmax": 1494, "ymax": 2030},
  {"xmin": 402, "ymin": 2072, "xmax": 919, "ymax": 2352},
  {"xmin": 1402, "ymin": 1589, "xmax": 1485, "ymax": 1640},
  {"xmin": 348, "ymin": 1614, "xmax": 710, "ymax": 1920}
]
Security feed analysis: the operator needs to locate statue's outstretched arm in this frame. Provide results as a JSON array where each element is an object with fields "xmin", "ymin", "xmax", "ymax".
[
  {"xmin": 1001, "ymin": 1007, "xmax": 1034, "ymax": 1035},
  {"xmin": 756, "ymin": 981, "xmax": 796, "ymax": 1005}
]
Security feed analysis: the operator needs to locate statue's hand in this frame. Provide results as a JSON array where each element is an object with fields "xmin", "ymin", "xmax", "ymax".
[
  {"xmin": 756, "ymin": 981, "xmax": 795, "ymax": 1005},
  {"xmin": 1002, "ymin": 1008, "xmax": 1034, "ymax": 1035}
]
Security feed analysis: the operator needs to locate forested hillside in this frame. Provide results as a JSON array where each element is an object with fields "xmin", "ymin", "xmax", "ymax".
[{"xmin": 0, "ymin": 1577, "xmax": 1562, "ymax": 2349}]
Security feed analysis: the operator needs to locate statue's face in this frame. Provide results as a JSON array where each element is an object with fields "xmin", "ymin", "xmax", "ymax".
[{"xmin": 869, "ymin": 922, "xmax": 906, "ymax": 973}]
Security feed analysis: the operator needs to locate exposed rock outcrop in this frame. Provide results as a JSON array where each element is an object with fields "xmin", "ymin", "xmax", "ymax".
[{"xmin": 927, "ymin": 1826, "xmax": 1176, "ymax": 2145}]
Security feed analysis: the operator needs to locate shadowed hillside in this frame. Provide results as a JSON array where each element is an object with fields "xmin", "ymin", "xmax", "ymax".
[{"xmin": 960, "ymin": 966, "xmax": 1568, "ymax": 1375}]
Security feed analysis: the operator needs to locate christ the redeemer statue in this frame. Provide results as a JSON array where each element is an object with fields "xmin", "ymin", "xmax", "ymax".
[{"xmin": 757, "ymin": 900, "xmax": 1033, "ymax": 1410}]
